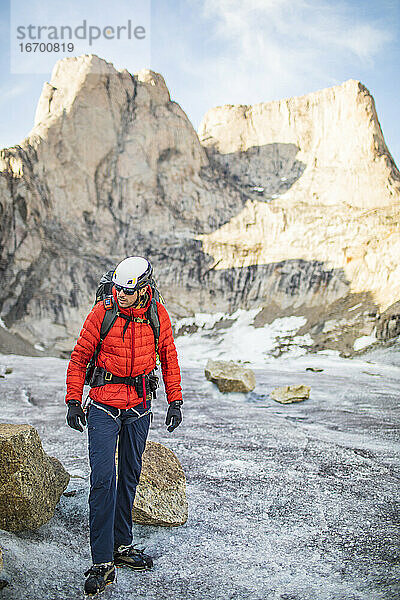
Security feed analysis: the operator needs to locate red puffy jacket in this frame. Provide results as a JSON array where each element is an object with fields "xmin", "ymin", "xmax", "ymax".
[{"xmin": 66, "ymin": 287, "xmax": 182, "ymax": 409}]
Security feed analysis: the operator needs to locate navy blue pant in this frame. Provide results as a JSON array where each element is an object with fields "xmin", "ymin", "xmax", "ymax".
[{"xmin": 87, "ymin": 400, "xmax": 151, "ymax": 564}]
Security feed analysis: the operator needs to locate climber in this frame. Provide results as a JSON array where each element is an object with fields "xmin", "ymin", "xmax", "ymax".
[{"xmin": 65, "ymin": 256, "xmax": 183, "ymax": 596}]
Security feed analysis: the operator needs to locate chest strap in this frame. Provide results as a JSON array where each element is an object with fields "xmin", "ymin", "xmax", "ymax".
[{"xmin": 118, "ymin": 312, "xmax": 150, "ymax": 340}]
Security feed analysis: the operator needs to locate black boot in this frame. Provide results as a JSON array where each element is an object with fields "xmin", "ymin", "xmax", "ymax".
[
  {"xmin": 114, "ymin": 544, "xmax": 153, "ymax": 571},
  {"xmin": 84, "ymin": 562, "xmax": 115, "ymax": 596}
]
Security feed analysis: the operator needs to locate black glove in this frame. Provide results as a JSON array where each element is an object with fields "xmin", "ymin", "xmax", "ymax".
[
  {"xmin": 66, "ymin": 400, "xmax": 86, "ymax": 432},
  {"xmin": 165, "ymin": 400, "xmax": 183, "ymax": 432}
]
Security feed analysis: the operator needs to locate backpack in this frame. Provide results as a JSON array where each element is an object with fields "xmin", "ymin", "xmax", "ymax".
[{"xmin": 84, "ymin": 269, "xmax": 163, "ymax": 386}]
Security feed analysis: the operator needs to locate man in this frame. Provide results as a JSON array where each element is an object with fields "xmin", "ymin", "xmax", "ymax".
[{"xmin": 65, "ymin": 256, "xmax": 183, "ymax": 596}]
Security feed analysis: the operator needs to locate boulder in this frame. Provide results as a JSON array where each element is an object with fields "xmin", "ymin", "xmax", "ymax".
[
  {"xmin": 271, "ymin": 385, "xmax": 311, "ymax": 404},
  {"xmin": 205, "ymin": 359, "xmax": 256, "ymax": 393},
  {"xmin": 0, "ymin": 424, "xmax": 70, "ymax": 532},
  {"xmin": 132, "ymin": 441, "xmax": 188, "ymax": 526}
]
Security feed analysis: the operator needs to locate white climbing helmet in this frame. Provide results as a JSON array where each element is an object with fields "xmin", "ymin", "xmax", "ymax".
[{"xmin": 112, "ymin": 256, "xmax": 152, "ymax": 291}]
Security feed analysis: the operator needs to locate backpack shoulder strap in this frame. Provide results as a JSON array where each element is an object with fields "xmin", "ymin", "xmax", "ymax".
[
  {"xmin": 100, "ymin": 297, "xmax": 118, "ymax": 341},
  {"xmin": 85, "ymin": 299, "xmax": 119, "ymax": 385},
  {"xmin": 145, "ymin": 298, "xmax": 160, "ymax": 358}
]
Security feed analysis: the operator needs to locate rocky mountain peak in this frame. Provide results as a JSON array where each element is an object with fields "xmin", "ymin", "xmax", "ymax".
[
  {"xmin": 0, "ymin": 54, "xmax": 399, "ymax": 357},
  {"xmin": 198, "ymin": 78, "xmax": 400, "ymax": 209}
]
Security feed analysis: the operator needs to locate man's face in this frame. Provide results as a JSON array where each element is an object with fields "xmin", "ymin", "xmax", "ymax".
[{"xmin": 116, "ymin": 286, "xmax": 147, "ymax": 308}]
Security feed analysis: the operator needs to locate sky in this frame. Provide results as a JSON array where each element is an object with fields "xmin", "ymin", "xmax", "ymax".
[{"xmin": 0, "ymin": 0, "xmax": 399, "ymax": 167}]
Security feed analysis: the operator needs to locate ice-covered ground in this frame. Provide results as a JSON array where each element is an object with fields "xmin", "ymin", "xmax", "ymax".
[{"xmin": 0, "ymin": 328, "xmax": 399, "ymax": 599}]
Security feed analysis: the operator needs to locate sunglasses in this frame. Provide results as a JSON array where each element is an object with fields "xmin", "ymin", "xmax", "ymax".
[{"xmin": 114, "ymin": 284, "xmax": 138, "ymax": 295}]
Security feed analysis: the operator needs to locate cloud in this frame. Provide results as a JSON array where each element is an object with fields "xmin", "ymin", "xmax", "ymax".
[
  {"xmin": 182, "ymin": 0, "xmax": 394, "ymax": 117},
  {"xmin": 338, "ymin": 23, "xmax": 390, "ymax": 60},
  {"xmin": 0, "ymin": 83, "xmax": 30, "ymax": 104},
  {"xmin": 201, "ymin": 0, "xmax": 391, "ymax": 61}
]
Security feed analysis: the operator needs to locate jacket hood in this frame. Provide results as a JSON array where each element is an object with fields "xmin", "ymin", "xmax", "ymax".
[{"xmin": 112, "ymin": 285, "xmax": 153, "ymax": 316}]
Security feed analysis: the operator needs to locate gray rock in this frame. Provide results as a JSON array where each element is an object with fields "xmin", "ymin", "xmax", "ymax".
[
  {"xmin": 132, "ymin": 440, "xmax": 188, "ymax": 526},
  {"xmin": 205, "ymin": 359, "xmax": 256, "ymax": 393},
  {"xmin": 271, "ymin": 384, "xmax": 310, "ymax": 403},
  {"xmin": 376, "ymin": 300, "xmax": 400, "ymax": 341},
  {"xmin": 0, "ymin": 424, "xmax": 70, "ymax": 532}
]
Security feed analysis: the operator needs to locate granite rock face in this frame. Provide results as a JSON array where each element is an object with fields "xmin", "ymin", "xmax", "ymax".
[
  {"xmin": 198, "ymin": 80, "xmax": 400, "ymax": 315},
  {"xmin": 132, "ymin": 440, "xmax": 188, "ymax": 526},
  {"xmin": 0, "ymin": 55, "xmax": 246, "ymax": 354},
  {"xmin": 199, "ymin": 80, "xmax": 399, "ymax": 210},
  {"xmin": 205, "ymin": 359, "xmax": 256, "ymax": 393},
  {"xmin": 0, "ymin": 424, "xmax": 70, "ymax": 532},
  {"xmin": 0, "ymin": 55, "xmax": 399, "ymax": 355}
]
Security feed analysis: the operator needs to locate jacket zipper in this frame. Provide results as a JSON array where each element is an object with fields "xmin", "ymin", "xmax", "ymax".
[
  {"xmin": 128, "ymin": 315, "xmax": 135, "ymax": 408},
  {"xmin": 130, "ymin": 319, "xmax": 146, "ymax": 408}
]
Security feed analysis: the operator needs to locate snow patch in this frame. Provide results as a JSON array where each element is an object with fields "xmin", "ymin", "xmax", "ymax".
[
  {"xmin": 317, "ymin": 349, "xmax": 341, "ymax": 356},
  {"xmin": 176, "ymin": 311, "xmax": 228, "ymax": 330},
  {"xmin": 176, "ymin": 309, "xmax": 311, "ymax": 368},
  {"xmin": 348, "ymin": 303, "xmax": 362, "ymax": 312},
  {"xmin": 354, "ymin": 330, "xmax": 377, "ymax": 351}
]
